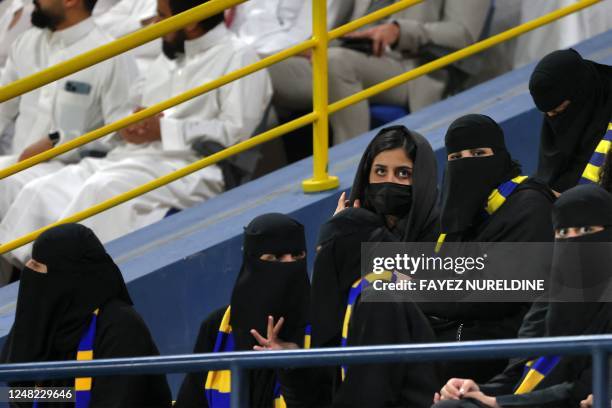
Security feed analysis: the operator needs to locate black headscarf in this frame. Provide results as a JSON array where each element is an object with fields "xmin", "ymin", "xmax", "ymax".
[
  {"xmin": 230, "ymin": 213, "xmax": 310, "ymax": 351},
  {"xmin": 440, "ymin": 114, "xmax": 521, "ymax": 235},
  {"xmin": 548, "ymin": 184, "xmax": 612, "ymax": 337},
  {"xmin": 530, "ymin": 49, "xmax": 612, "ymax": 193},
  {"xmin": 1, "ymin": 224, "xmax": 132, "ymax": 364},
  {"xmin": 348, "ymin": 125, "xmax": 439, "ymax": 242},
  {"xmin": 311, "ymin": 208, "xmax": 395, "ymax": 347}
]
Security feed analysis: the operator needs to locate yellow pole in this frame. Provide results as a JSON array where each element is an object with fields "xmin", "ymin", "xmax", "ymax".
[
  {"xmin": 0, "ymin": 39, "xmax": 317, "ymax": 180},
  {"xmin": 329, "ymin": 0, "xmax": 601, "ymax": 115},
  {"xmin": 0, "ymin": 0, "xmax": 246, "ymax": 103},
  {"xmin": 0, "ymin": 112, "xmax": 319, "ymax": 255},
  {"xmin": 302, "ymin": 0, "xmax": 339, "ymax": 193}
]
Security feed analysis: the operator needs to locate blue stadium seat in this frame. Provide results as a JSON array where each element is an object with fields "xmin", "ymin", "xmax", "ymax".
[{"xmin": 369, "ymin": 104, "xmax": 410, "ymax": 129}]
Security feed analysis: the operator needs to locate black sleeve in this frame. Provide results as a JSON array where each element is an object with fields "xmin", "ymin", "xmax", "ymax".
[
  {"xmin": 494, "ymin": 382, "xmax": 575, "ymax": 407},
  {"xmin": 332, "ymin": 298, "xmax": 439, "ymax": 408},
  {"xmin": 174, "ymin": 307, "xmax": 226, "ymax": 408},
  {"xmin": 278, "ymin": 366, "xmax": 335, "ymax": 408},
  {"xmin": 89, "ymin": 301, "xmax": 172, "ymax": 408},
  {"xmin": 478, "ymin": 302, "xmax": 549, "ymax": 396}
]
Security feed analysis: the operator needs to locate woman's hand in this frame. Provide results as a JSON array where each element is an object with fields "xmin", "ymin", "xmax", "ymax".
[
  {"xmin": 334, "ymin": 192, "xmax": 360, "ymax": 216},
  {"xmin": 250, "ymin": 316, "xmax": 299, "ymax": 351}
]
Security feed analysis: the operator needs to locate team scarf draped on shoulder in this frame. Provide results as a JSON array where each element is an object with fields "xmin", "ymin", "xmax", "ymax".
[
  {"xmin": 579, "ymin": 122, "xmax": 612, "ymax": 185},
  {"xmin": 340, "ymin": 271, "xmax": 396, "ymax": 381},
  {"xmin": 33, "ymin": 309, "xmax": 99, "ymax": 408},
  {"xmin": 436, "ymin": 175, "xmax": 528, "ymax": 252},
  {"xmin": 204, "ymin": 306, "xmax": 311, "ymax": 408}
]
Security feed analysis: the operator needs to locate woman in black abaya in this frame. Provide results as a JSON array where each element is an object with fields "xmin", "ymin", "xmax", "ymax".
[
  {"xmin": 335, "ymin": 125, "xmax": 440, "ymax": 242},
  {"xmin": 175, "ymin": 213, "xmax": 310, "ymax": 408},
  {"xmin": 1, "ymin": 224, "xmax": 172, "ymax": 408},
  {"xmin": 429, "ymin": 114, "xmax": 556, "ymax": 382},
  {"xmin": 433, "ymin": 184, "xmax": 612, "ymax": 408},
  {"xmin": 530, "ymin": 49, "xmax": 612, "ymax": 193}
]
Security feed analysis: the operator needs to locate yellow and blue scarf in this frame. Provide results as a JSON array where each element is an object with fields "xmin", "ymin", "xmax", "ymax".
[
  {"xmin": 33, "ymin": 309, "xmax": 99, "ymax": 408},
  {"xmin": 340, "ymin": 271, "xmax": 396, "ymax": 380},
  {"xmin": 514, "ymin": 355, "xmax": 561, "ymax": 394},
  {"xmin": 436, "ymin": 175, "xmax": 529, "ymax": 252},
  {"xmin": 579, "ymin": 122, "xmax": 612, "ymax": 185},
  {"xmin": 204, "ymin": 306, "xmax": 311, "ymax": 408}
]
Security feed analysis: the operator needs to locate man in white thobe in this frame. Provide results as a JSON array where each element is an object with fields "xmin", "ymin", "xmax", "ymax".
[
  {"xmin": 0, "ymin": 0, "xmax": 272, "ymax": 266},
  {"xmin": 0, "ymin": 0, "xmax": 137, "ymax": 216}
]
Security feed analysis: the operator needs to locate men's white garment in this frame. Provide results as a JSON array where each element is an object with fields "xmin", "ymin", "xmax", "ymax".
[
  {"xmin": 0, "ymin": 0, "xmax": 32, "ymax": 74},
  {"xmin": 92, "ymin": 0, "xmax": 121, "ymax": 17},
  {"xmin": 513, "ymin": 0, "xmax": 612, "ymax": 68},
  {"xmin": 94, "ymin": 0, "xmax": 159, "ymax": 73},
  {"xmin": 0, "ymin": 23, "xmax": 272, "ymax": 265},
  {"xmin": 0, "ymin": 18, "xmax": 137, "ymax": 217},
  {"xmin": 229, "ymin": 0, "xmax": 347, "ymax": 56}
]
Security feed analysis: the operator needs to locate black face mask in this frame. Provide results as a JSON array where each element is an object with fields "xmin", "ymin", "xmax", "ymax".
[
  {"xmin": 547, "ymin": 184, "xmax": 612, "ymax": 337},
  {"xmin": 365, "ymin": 182, "xmax": 413, "ymax": 217},
  {"xmin": 162, "ymin": 32, "xmax": 186, "ymax": 60},
  {"xmin": 440, "ymin": 155, "xmax": 508, "ymax": 234},
  {"xmin": 230, "ymin": 213, "xmax": 309, "ymax": 351}
]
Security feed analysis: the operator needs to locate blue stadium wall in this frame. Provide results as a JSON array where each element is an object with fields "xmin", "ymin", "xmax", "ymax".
[{"xmin": 0, "ymin": 30, "xmax": 610, "ymax": 395}]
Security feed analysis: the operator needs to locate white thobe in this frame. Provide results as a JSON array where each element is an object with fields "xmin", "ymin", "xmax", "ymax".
[
  {"xmin": 229, "ymin": 0, "xmax": 348, "ymax": 56},
  {"xmin": 94, "ymin": 0, "xmax": 160, "ymax": 73},
  {"xmin": 0, "ymin": 23, "xmax": 272, "ymax": 265},
  {"xmin": 0, "ymin": 0, "xmax": 32, "ymax": 75},
  {"xmin": 513, "ymin": 0, "xmax": 612, "ymax": 68},
  {"xmin": 0, "ymin": 18, "xmax": 137, "ymax": 217}
]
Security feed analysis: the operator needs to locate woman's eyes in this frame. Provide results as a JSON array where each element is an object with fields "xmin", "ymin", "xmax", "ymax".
[
  {"xmin": 397, "ymin": 168, "xmax": 412, "ymax": 178},
  {"xmin": 579, "ymin": 226, "xmax": 593, "ymax": 234},
  {"xmin": 375, "ymin": 167, "xmax": 386, "ymax": 176},
  {"xmin": 557, "ymin": 228, "xmax": 568, "ymax": 237},
  {"xmin": 448, "ymin": 154, "xmax": 462, "ymax": 161},
  {"xmin": 472, "ymin": 149, "xmax": 487, "ymax": 156}
]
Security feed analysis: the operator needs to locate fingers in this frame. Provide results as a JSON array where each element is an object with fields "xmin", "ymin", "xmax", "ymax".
[
  {"xmin": 441, "ymin": 378, "xmax": 462, "ymax": 400},
  {"xmin": 334, "ymin": 192, "xmax": 347, "ymax": 215},
  {"xmin": 354, "ymin": 199, "xmax": 361, "ymax": 208},
  {"xmin": 266, "ymin": 315, "xmax": 275, "ymax": 338},
  {"xmin": 433, "ymin": 392, "xmax": 441, "ymax": 403},
  {"xmin": 272, "ymin": 316, "xmax": 285, "ymax": 336},
  {"xmin": 250, "ymin": 329, "xmax": 268, "ymax": 346},
  {"xmin": 460, "ymin": 379, "xmax": 479, "ymax": 395}
]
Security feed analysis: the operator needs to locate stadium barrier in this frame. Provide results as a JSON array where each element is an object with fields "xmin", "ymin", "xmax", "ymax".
[
  {"xmin": 0, "ymin": 0, "xmax": 602, "ymax": 255},
  {"xmin": 0, "ymin": 335, "xmax": 610, "ymax": 408}
]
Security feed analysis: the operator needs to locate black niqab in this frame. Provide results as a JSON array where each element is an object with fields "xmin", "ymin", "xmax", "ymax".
[
  {"xmin": 348, "ymin": 125, "xmax": 439, "ymax": 241},
  {"xmin": 440, "ymin": 114, "xmax": 520, "ymax": 234},
  {"xmin": 230, "ymin": 213, "xmax": 310, "ymax": 351},
  {"xmin": 530, "ymin": 49, "xmax": 612, "ymax": 193},
  {"xmin": 1, "ymin": 224, "xmax": 132, "ymax": 365},
  {"xmin": 548, "ymin": 184, "xmax": 612, "ymax": 337},
  {"xmin": 311, "ymin": 208, "xmax": 395, "ymax": 347}
]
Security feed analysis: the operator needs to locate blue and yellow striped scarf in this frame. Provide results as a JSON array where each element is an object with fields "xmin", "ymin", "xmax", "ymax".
[
  {"xmin": 204, "ymin": 306, "xmax": 311, "ymax": 408},
  {"xmin": 436, "ymin": 175, "xmax": 529, "ymax": 252},
  {"xmin": 340, "ymin": 271, "xmax": 396, "ymax": 380},
  {"xmin": 578, "ymin": 122, "xmax": 612, "ymax": 185},
  {"xmin": 514, "ymin": 355, "xmax": 561, "ymax": 394},
  {"xmin": 33, "ymin": 309, "xmax": 98, "ymax": 408}
]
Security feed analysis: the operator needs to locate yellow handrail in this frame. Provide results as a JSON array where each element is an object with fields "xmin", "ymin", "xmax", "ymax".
[
  {"xmin": 0, "ymin": 0, "xmax": 424, "ymax": 180},
  {"xmin": 0, "ymin": 0, "xmax": 602, "ymax": 254},
  {"xmin": 302, "ymin": 0, "xmax": 338, "ymax": 192},
  {"xmin": 0, "ymin": 0, "xmax": 247, "ymax": 103}
]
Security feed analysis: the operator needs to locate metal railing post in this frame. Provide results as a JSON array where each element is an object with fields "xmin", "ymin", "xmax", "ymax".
[
  {"xmin": 230, "ymin": 365, "xmax": 249, "ymax": 408},
  {"xmin": 593, "ymin": 348, "xmax": 609, "ymax": 408},
  {"xmin": 302, "ymin": 0, "xmax": 339, "ymax": 193}
]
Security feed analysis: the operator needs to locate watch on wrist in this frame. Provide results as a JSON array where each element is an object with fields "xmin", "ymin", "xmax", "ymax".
[{"xmin": 48, "ymin": 131, "xmax": 60, "ymax": 147}]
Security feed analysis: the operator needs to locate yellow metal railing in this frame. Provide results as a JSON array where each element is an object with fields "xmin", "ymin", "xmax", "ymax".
[{"xmin": 0, "ymin": 0, "xmax": 601, "ymax": 254}]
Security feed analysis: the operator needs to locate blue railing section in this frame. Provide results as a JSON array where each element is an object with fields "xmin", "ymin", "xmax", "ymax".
[{"xmin": 0, "ymin": 335, "xmax": 610, "ymax": 408}]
